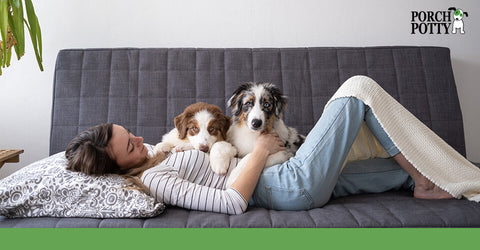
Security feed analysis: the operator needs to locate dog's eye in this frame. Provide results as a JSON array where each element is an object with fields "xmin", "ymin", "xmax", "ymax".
[
  {"xmin": 191, "ymin": 126, "xmax": 199, "ymax": 133},
  {"xmin": 242, "ymin": 101, "xmax": 253, "ymax": 112},
  {"xmin": 208, "ymin": 127, "xmax": 216, "ymax": 133},
  {"xmin": 263, "ymin": 102, "xmax": 271, "ymax": 108}
]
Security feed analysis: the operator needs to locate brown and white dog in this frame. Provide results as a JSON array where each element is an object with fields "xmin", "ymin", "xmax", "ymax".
[
  {"xmin": 210, "ymin": 82, "xmax": 305, "ymax": 186},
  {"xmin": 153, "ymin": 102, "xmax": 232, "ymax": 162}
]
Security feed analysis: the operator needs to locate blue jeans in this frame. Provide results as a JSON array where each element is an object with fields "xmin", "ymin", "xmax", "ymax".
[{"xmin": 251, "ymin": 96, "xmax": 413, "ymax": 210}]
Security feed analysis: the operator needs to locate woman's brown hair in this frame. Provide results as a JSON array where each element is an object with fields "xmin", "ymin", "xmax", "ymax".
[
  {"xmin": 65, "ymin": 123, "xmax": 166, "ymax": 194},
  {"xmin": 65, "ymin": 123, "xmax": 118, "ymax": 175}
]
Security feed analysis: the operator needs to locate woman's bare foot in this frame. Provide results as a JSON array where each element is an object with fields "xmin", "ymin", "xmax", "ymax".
[
  {"xmin": 393, "ymin": 153, "xmax": 454, "ymax": 200},
  {"xmin": 412, "ymin": 177, "xmax": 454, "ymax": 199}
]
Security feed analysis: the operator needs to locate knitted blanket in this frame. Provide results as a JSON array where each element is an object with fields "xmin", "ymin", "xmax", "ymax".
[{"xmin": 329, "ymin": 75, "xmax": 480, "ymax": 202}]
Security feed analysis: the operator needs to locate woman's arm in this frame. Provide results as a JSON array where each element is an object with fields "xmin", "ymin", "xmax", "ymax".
[
  {"xmin": 141, "ymin": 134, "xmax": 285, "ymax": 215},
  {"xmin": 141, "ymin": 151, "xmax": 249, "ymax": 215},
  {"xmin": 230, "ymin": 133, "xmax": 286, "ymax": 203}
]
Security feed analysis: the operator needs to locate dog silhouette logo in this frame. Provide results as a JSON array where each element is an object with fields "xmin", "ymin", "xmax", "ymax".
[{"xmin": 449, "ymin": 7, "xmax": 468, "ymax": 34}]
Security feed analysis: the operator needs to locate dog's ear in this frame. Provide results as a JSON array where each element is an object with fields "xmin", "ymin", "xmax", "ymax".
[
  {"xmin": 228, "ymin": 83, "xmax": 251, "ymax": 117},
  {"xmin": 174, "ymin": 113, "xmax": 188, "ymax": 139},
  {"xmin": 464, "ymin": 11, "xmax": 468, "ymax": 17},
  {"xmin": 209, "ymin": 104, "xmax": 231, "ymax": 140},
  {"xmin": 219, "ymin": 114, "xmax": 231, "ymax": 140},
  {"xmin": 448, "ymin": 7, "xmax": 456, "ymax": 11},
  {"xmin": 274, "ymin": 95, "xmax": 288, "ymax": 117},
  {"xmin": 266, "ymin": 84, "xmax": 288, "ymax": 117}
]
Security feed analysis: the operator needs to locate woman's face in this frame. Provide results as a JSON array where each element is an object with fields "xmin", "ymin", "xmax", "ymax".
[{"xmin": 107, "ymin": 124, "xmax": 148, "ymax": 171}]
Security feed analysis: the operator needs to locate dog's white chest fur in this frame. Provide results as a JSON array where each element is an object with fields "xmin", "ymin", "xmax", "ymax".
[
  {"xmin": 211, "ymin": 82, "xmax": 306, "ymax": 187},
  {"xmin": 227, "ymin": 125, "xmax": 259, "ymax": 157},
  {"xmin": 228, "ymin": 119, "xmax": 291, "ymax": 157}
]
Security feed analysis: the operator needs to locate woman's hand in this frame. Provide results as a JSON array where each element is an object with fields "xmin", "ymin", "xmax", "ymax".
[{"xmin": 253, "ymin": 132, "xmax": 286, "ymax": 156}]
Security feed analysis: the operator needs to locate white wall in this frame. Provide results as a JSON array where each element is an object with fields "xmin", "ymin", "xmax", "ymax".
[{"xmin": 1, "ymin": 0, "xmax": 479, "ymax": 179}]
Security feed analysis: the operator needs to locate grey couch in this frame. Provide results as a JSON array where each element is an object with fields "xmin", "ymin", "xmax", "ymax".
[{"xmin": 1, "ymin": 46, "xmax": 480, "ymax": 228}]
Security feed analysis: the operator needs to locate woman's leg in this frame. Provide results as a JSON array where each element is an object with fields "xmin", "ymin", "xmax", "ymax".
[
  {"xmin": 363, "ymin": 103, "xmax": 453, "ymax": 199},
  {"xmin": 251, "ymin": 96, "xmax": 367, "ymax": 210},
  {"xmin": 393, "ymin": 153, "xmax": 453, "ymax": 199},
  {"xmin": 327, "ymin": 94, "xmax": 453, "ymax": 199},
  {"xmin": 332, "ymin": 158, "xmax": 414, "ymax": 198},
  {"xmin": 251, "ymin": 89, "xmax": 452, "ymax": 211}
]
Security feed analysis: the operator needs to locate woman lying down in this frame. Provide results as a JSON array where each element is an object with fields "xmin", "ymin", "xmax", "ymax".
[{"xmin": 65, "ymin": 76, "xmax": 480, "ymax": 215}]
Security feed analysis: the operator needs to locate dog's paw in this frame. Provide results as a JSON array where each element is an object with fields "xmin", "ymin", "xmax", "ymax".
[
  {"xmin": 173, "ymin": 144, "xmax": 194, "ymax": 152},
  {"xmin": 155, "ymin": 142, "xmax": 174, "ymax": 152},
  {"xmin": 150, "ymin": 142, "xmax": 174, "ymax": 158},
  {"xmin": 210, "ymin": 141, "xmax": 237, "ymax": 175},
  {"xmin": 210, "ymin": 154, "xmax": 231, "ymax": 175},
  {"xmin": 265, "ymin": 151, "xmax": 293, "ymax": 167}
]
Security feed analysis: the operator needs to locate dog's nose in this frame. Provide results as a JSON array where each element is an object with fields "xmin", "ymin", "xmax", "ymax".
[
  {"xmin": 199, "ymin": 144, "xmax": 209, "ymax": 153},
  {"xmin": 251, "ymin": 119, "xmax": 262, "ymax": 129}
]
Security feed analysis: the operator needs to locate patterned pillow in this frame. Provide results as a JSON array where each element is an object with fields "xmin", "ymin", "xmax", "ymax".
[{"xmin": 0, "ymin": 152, "xmax": 164, "ymax": 218}]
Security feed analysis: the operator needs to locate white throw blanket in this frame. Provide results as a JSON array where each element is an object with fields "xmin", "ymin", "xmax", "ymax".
[{"xmin": 329, "ymin": 75, "xmax": 480, "ymax": 202}]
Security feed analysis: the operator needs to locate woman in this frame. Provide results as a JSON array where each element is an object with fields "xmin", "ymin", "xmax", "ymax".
[{"xmin": 66, "ymin": 77, "xmax": 454, "ymax": 215}]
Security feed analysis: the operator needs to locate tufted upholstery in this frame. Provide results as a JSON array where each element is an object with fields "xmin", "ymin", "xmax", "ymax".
[
  {"xmin": 50, "ymin": 47, "xmax": 465, "ymax": 156},
  {"xmin": 3, "ymin": 47, "xmax": 478, "ymax": 228},
  {"xmin": 2, "ymin": 190, "xmax": 480, "ymax": 228}
]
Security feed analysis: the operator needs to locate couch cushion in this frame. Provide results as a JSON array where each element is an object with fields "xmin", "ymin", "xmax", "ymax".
[
  {"xmin": 3, "ymin": 190, "xmax": 480, "ymax": 228},
  {"xmin": 20, "ymin": 46, "xmax": 474, "ymax": 228},
  {"xmin": 50, "ymin": 47, "xmax": 465, "ymax": 157}
]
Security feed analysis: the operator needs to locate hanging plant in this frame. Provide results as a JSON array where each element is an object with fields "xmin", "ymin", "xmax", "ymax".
[{"xmin": 0, "ymin": 0, "xmax": 43, "ymax": 75}]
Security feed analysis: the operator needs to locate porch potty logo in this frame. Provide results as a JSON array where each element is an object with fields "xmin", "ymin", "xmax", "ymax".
[{"xmin": 411, "ymin": 7, "xmax": 469, "ymax": 34}]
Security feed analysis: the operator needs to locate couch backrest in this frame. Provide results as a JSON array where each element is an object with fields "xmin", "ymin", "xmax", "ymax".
[{"xmin": 50, "ymin": 47, "xmax": 465, "ymax": 156}]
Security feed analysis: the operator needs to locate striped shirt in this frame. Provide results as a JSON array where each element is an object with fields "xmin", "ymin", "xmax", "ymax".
[{"xmin": 141, "ymin": 149, "xmax": 248, "ymax": 215}]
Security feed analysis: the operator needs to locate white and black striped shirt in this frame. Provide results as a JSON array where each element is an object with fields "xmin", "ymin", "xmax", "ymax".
[{"xmin": 141, "ymin": 149, "xmax": 248, "ymax": 215}]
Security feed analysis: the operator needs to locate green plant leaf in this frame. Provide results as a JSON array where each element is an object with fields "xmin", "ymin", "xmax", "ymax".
[
  {"xmin": 0, "ymin": 0, "xmax": 9, "ymax": 67},
  {"xmin": 9, "ymin": 0, "xmax": 25, "ymax": 59},
  {"xmin": 33, "ymin": 18, "xmax": 42, "ymax": 70},
  {"xmin": 35, "ymin": 12, "xmax": 41, "ymax": 58},
  {"xmin": 24, "ymin": 0, "xmax": 42, "ymax": 71},
  {"xmin": 6, "ymin": 44, "xmax": 12, "ymax": 66},
  {"xmin": 0, "ymin": 0, "xmax": 42, "ymax": 75},
  {"xmin": 7, "ymin": 11, "xmax": 18, "ymax": 57}
]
